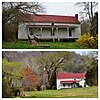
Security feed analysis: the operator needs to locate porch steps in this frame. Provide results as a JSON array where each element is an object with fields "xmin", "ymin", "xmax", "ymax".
[{"xmin": 27, "ymin": 35, "xmax": 50, "ymax": 47}]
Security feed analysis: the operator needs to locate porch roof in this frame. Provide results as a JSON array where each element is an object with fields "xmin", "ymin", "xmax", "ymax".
[{"xmin": 60, "ymin": 80, "xmax": 79, "ymax": 84}]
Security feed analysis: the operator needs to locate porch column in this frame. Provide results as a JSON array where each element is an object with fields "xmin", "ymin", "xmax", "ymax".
[
  {"xmin": 40, "ymin": 27, "xmax": 42, "ymax": 37},
  {"xmin": 27, "ymin": 27, "xmax": 30, "ymax": 39},
  {"xmin": 27, "ymin": 27, "xmax": 30, "ymax": 34},
  {"xmin": 56, "ymin": 27, "xmax": 59, "ymax": 42},
  {"xmin": 52, "ymin": 27, "xmax": 55, "ymax": 42},
  {"xmin": 67, "ymin": 27, "xmax": 69, "ymax": 38}
]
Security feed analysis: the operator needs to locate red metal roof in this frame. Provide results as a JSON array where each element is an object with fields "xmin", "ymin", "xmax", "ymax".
[
  {"xmin": 25, "ymin": 14, "xmax": 80, "ymax": 24},
  {"xmin": 60, "ymin": 80, "xmax": 79, "ymax": 84},
  {"xmin": 56, "ymin": 73, "xmax": 85, "ymax": 79}
]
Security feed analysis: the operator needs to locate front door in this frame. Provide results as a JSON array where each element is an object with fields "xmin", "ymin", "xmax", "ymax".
[{"xmin": 69, "ymin": 28, "xmax": 72, "ymax": 37}]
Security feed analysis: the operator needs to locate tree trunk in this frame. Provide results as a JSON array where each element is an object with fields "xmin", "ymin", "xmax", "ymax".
[
  {"xmin": 16, "ymin": 21, "xmax": 18, "ymax": 40},
  {"xmin": 50, "ymin": 72, "xmax": 56, "ymax": 89},
  {"xmin": 2, "ymin": 21, "xmax": 5, "ymax": 41},
  {"xmin": 90, "ymin": 2, "xmax": 93, "ymax": 19},
  {"xmin": 87, "ymin": 2, "xmax": 91, "ymax": 23}
]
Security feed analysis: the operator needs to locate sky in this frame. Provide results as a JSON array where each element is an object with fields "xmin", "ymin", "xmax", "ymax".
[
  {"xmin": 43, "ymin": 2, "xmax": 81, "ymax": 15},
  {"xmin": 42, "ymin": 2, "xmax": 83, "ymax": 19},
  {"xmin": 42, "ymin": 2, "xmax": 98, "ymax": 20},
  {"xmin": 75, "ymin": 51, "xmax": 89, "ymax": 55}
]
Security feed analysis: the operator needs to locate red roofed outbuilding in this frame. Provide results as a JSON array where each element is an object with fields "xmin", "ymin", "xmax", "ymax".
[
  {"xmin": 56, "ymin": 73, "xmax": 86, "ymax": 89},
  {"xmin": 18, "ymin": 14, "xmax": 81, "ymax": 41}
]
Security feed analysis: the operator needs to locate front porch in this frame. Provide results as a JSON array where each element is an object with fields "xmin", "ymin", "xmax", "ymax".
[
  {"xmin": 60, "ymin": 80, "xmax": 79, "ymax": 89},
  {"xmin": 26, "ymin": 25, "xmax": 78, "ymax": 42}
]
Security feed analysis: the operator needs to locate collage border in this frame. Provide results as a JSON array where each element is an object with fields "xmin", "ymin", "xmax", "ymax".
[{"xmin": 0, "ymin": 0, "xmax": 99, "ymax": 99}]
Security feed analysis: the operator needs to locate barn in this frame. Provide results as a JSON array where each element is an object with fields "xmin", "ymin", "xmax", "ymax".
[
  {"xmin": 56, "ymin": 73, "xmax": 86, "ymax": 90},
  {"xmin": 18, "ymin": 14, "xmax": 81, "ymax": 41}
]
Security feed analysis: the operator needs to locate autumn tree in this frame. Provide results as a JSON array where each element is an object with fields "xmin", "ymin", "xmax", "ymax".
[
  {"xmin": 21, "ymin": 67, "xmax": 37, "ymax": 91},
  {"xmin": 2, "ymin": 2, "xmax": 45, "ymax": 41}
]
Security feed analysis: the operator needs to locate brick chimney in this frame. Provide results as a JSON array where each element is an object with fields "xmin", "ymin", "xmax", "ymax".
[{"xmin": 75, "ymin": 14, "xmax": 78, "ymax": 19}]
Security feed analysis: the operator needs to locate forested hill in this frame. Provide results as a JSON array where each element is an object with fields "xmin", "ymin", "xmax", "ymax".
[{"xmin": 3, "ymin": 51, "xmax": 92, "ymax": 73}]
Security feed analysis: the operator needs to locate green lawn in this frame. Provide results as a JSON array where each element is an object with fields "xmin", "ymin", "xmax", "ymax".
[
  {"xmin": 2, "ymin": 41, "xmax": 85, "ymax": 49},
  {"xmin": 23, "ymin": 86, "xmax": 98, "ymax": 98}
]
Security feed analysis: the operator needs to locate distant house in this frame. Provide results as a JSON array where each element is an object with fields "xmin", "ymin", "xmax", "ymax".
[
  {"xmin": 18, "ymin": 14, "xmax": 81, "ymax": 41},
  {"xmin": 56, "ymin": 73, "xmax": 86, "ymax": 90}
]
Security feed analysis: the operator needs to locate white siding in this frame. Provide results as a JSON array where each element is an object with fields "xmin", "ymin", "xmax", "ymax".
[
  {"xmin": 18, "ymin": 23, "xmax": 30, "ymax": 39},
  {"xmin": 18, "ymin": 22, "xmax": 81, "ymax": 39},
  {"xmin": 79, "ymin": 79, "xmax": 85, "ymax": 87},
  {"xmin": 73, "ymin": 26, "xmax": 81, "ymax": 38}
]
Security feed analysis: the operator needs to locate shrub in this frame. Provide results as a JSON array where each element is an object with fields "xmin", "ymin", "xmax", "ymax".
[{"xmin": 76, "ymin": 33, "xmax": 98, "ymax": 48}]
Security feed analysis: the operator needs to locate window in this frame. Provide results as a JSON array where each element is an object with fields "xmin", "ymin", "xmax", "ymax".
[
  {"xmin": 63, "ymin": 84, "xmax": 66, "ymax": 87},
  {"xmin": 29, "ymin": 28, "xmax": 34, "ymax": 35},
  {"xmin": 69, "ymin": 29, "xmax": 72, "ymax": 37},
  {"xmin": 51, "ymin": 28, "xmax": 53, "ymax": 36}
]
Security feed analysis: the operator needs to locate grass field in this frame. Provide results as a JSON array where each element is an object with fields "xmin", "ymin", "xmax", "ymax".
[
  {"xmin": 23, "ymin": 86, "xmax": 98, "ymax": 98},
  {"xmin": 2, "ymin": 41, "xmax": 85, "ymax": 49}
]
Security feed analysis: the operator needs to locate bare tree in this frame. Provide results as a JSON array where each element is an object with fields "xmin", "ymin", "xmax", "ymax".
[
  {"xmin": 36, "ymin": 52, "xmax": 72, "ymax": 89},
  {"xmin": 75, "ymin": 2, "xmax": 98, "ymax": 22},
  {"xmin": 75, "ymin": 2, "xmax": 98, "ymax": 35},
  {"xmin": 2, "ymin": 2, "xmax": 46, "ymax": 41},
  {"xmin": 2, "ymin": 2, "xmax": 45, "ymax": 25}
]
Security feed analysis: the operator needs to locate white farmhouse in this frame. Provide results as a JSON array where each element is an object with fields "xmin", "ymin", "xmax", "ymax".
[
  {"xmin": 18, "ymin": 14, "xmax": 81, "ymax": 41},
  {"xmin": 56, "ymin": 73, "xmax": 86, "ymax": 90}
]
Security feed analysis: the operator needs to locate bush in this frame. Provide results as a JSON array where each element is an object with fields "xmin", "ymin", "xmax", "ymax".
[{"xmin": 76, "ymin": 33, "xmax": 98, "ymax": 48}]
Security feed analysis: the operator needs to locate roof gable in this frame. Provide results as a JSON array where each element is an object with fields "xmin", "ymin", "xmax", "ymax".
[
  {"xmin": 24, "ymin": 14, "xmax": 80, "ymax": 24},
  {"xmin": 56, "ymin": 73, "xmax": 85, "ymax": 79}
]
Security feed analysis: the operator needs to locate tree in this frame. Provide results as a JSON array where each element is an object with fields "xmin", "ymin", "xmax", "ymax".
[
  {"xmin": 86, "ymin": 51, "xmax": 98, "ymax": 86},
  {"xmin": 80, "ymin": 19, "xmax": 90, "ymax": 34},
  {"xmin": 75, "ymin": 2, "xmax": 98, "ymax": 35},
  {"xmin": 61, "ymin": 51, "xmax": 97, "ymax": 73},
  {"xmin": 2, "ymin": 2, "xmax": 45, "ymax": 41},
  {"xmin": 75, "ymin": 2, "xmax": 98, "ymax": 22},
  {"xmin": 36, "ymin": 52, "xmax": 72, "ymax": 89},
  {"xmin": 21, "ymin": 67, "xmax": 37, "ymax": 91},
  {"xmin": 86, "ymin": 63, "xmax": 98, "ymax": 86},
  {"xmin": 91, "ymin": 12, "xmax": 98, "ymax": 35},
  {"xmin": 2, "ymin": 59, "xmax": 22, "ymax": 97}
]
